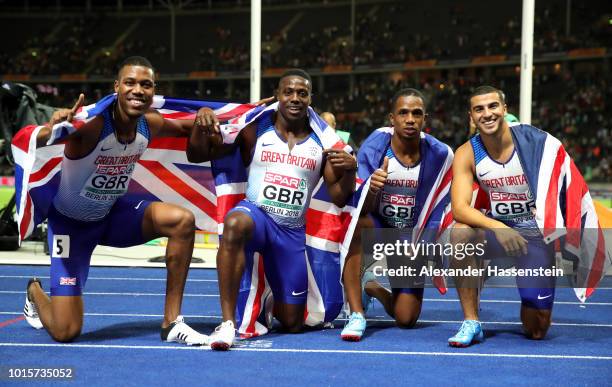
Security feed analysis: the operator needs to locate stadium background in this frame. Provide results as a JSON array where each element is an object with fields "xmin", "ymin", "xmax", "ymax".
[
  {"xmin": 0, "ymin": 0, "xmax": 610, "ymax": 184},
  {"xmin": 0, "ymin": 2, "xmax": 610, "ymax": 385}
]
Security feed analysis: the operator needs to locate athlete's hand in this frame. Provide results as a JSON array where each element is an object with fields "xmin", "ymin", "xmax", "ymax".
[
  {"xmin": 323, "ymin": 149, "xmax": 357, "ymax": 172},
  {"xmin": 493, "ymin": 227, "xmax": 528, "ymax": 256},
  {"xmin": 194, "ymin": 107, "xmax": 220, "ymax": 135},
  {"xmin": 253, "ymin": 96, "xmax": 275, "ymax": 106},
  {"xmin": 49, "ymin": 93, "xmax": 84, "ymax": 126},
  {"xmin": 368, "ymin": 156, "xmax": 389, "ymax": 195}
]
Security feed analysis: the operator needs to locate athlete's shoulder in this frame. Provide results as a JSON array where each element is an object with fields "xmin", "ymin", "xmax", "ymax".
[
  {"xmin": 143, "ymin": 109, "xmax": 164, "ymax": 130},
  {"xmin": 454, "ymin": 141, "xmax": 475, "ymax": 163},
  {"xmin": 73, "ymin": 114, "xmax": 104, "ymax": 140}
]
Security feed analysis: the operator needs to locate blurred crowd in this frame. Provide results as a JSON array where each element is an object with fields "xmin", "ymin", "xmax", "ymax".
[{"xmin": 1, "ymin": 0, "xmax": 609, "ymax": 181}]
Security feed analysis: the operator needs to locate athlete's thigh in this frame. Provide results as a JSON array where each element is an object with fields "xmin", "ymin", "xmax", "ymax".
[
  {"xmin": 47, "ymin": 205, "xmax": 103, "ymax": 296},
  {"xmin": 225, "ymin": 200, "xmax": 266, "ymax": 249},
  {"xmin": 263, "ymin": 225, "xmax": 308, "ymax": 305},
  {"xmin": 515, "ymin": 238, "xmax": 556, "ymax": 309},
  {"xmin": 99, "ymin": 197, "xmax": 151, "ymax": 247}
]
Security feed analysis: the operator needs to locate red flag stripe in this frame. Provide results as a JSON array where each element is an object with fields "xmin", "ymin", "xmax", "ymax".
[
  {"xmin": 418, "ymin": 166, "xmax": 452, "ymax": 233},
  {"xmin": 243, "ymin": 254, "xmax": 266, "ymax": 338},
  {"xmin": 305, "ymin": 209, "xmax": 350, "ymax": 242},
  {"xmin": 148, "ymin": 137, "xmax": 188, "ymax": 151},
  {"xmin": 216, "ymin": 194, "xmax": 246, "ymax": 224},
  {"xmin": 29, "ymin": 157, "xmax": 62, "ymax": 183},
  {"xmin": 19, "ymin": 194, "xmax": 32, "ymax": 241},
  {"xmin": 138, "ymin": 160, "xmax": 216, "ymax": 219},
  {"xmin": 543, "ymin": 147, "xmax": 566, "ymax": 234}
]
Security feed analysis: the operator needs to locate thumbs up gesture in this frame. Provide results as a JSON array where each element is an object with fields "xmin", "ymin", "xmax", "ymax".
[{"xmin": 369, "ymin": 156, "xmax": 389, "ymax": 195}]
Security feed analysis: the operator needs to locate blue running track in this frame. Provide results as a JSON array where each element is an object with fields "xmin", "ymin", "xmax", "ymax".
[{"xmin": 0, "ymin": 265, "xmax": 611, "ymax": 386}]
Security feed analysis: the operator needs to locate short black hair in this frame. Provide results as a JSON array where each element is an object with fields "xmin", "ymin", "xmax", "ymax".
[
  {"xmin": 279, "ymin": 68, "xmax": 312, "ymax": 89},
  {"xmin": 469, "ymin": 85, "xmax": 505, "ymax": 107},
  {"xmin": 390, "ymin": 88, "xmax": 426, "ymax": 112},
  {"xmin": 117, "ymin": 56, "xmax": 155, "ymax": 78}
]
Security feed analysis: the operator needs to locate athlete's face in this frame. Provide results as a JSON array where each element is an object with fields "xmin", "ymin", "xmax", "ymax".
[
  {"xmin": 389, "ymin": 95, "xmax": 427, "ymax": 141},
  {"xmin": 276, "ymin": 76, "xmax": 311, "ymax": 122},
  {"xmin": 114, "ymin": 65, "xmax": 155, "ymax": 118},
  {"xmin": 469, "ymin": 92, "xmax": 507, "ymax": 135}
]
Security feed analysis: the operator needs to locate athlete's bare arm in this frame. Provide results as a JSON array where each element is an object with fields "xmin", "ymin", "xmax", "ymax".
[
  {"xmin": 451, "ymin": 142, "xmax": 527, "ymax": 255},
  {"xmin": 35, "ymin": 94, "xmax": 107, "ymax": 159},
  {"xmin": 362, "ymin": 156, "xmax": 389, "ymax": 215},
  {"xmin": 323, "ymin": 149, "xmax": 357, "ymax": 208},
  {"xmin": 35, "ymin": 94, "xmax": 86, "ymax": 148}
]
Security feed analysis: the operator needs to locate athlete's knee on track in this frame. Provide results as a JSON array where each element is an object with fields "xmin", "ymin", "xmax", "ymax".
[
  {"xmin": 523, "ymin": 310, "xmax": 551, "ymax": 340},
  {"xmin": 50, "ymin": 323, "xmax": 82, "ymax": 343},
  {"xmin": 394, "ymin": 304, "xmax": 420, "ymax": 329},
  {"xmin": 395, "ymin": 315, "xmax": 418, "ymax": 329},
  {"xmin": 276, "ymin": 313, "xmax": 303, "ymax": 333}
]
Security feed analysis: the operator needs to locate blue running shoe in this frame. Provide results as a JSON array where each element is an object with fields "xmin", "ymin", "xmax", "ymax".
[
  {"xmin": 341, "ymin": 312, "xmax": 366, "ymax": 342},
  {"xmin": 448, "ymin": 320, "xmax": 484, "ymax": 347},
  {"xmin": 361, "ymin": 270, "xmax": 376, "ymax": 314}
]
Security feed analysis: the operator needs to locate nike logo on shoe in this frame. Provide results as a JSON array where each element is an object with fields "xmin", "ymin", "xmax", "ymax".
[
  {"xmin": 537, "ymin": 294, "xmax": 552, "ymax": 300},
  {"xmin": 291, "ymin": 290, "xmax": 307, "ymax": 296}
]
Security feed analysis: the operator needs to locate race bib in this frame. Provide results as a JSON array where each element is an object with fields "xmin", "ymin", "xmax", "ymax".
[
  {"xmin": 80, "ymin": 163, "xmax": 135, "ymax": 202},
  {"xmin": 378, "ymin": 192, "xmax": 417, "ymax": 228},
  {"xmin": 256, "ymin": 171, "xmax": 309, "ymax": 219},
  {"xmin": 489, "ymin": 191, "xmax": 536, "ymax": 223}
]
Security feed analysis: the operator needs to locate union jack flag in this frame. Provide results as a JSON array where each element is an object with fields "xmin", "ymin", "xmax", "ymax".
[
  {"xmin": 59, "ymin": 277, "xmax": 77, "ymax": 286},
  {"xmin": 438, "ymin": 125, "xmax": 611, "ymax": 302},
  {"xmin": 12, "ymin": 95, "xmax": 352, "ymax": 338},
  {"xmin": 339, "ymin": 127, "xmax": 454, "ymax": 295},
  {"xmin": 11, "ymin": 94, "xmax": 265, "ymax": 241}
]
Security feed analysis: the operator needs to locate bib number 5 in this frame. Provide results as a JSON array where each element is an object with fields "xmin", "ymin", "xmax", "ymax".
[{"xmin": 52, "ymin": 235, "xmax": 71, "ymax": 258}]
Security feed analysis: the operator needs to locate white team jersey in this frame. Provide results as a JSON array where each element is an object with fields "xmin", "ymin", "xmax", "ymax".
[
  {"xmin": 53, "ymin": 108, "xmax": 150, "ymax": 221},
  {"xmin": 471, "ymin": 135, "xmax": 537, "ymax": 229},
  {"xmin": 377, "ymin": 147, "xmax": 420, "ymax": 228},
  {"xmin": 245, "ymin": 116, "xmax": 324, "ymax": 228}
]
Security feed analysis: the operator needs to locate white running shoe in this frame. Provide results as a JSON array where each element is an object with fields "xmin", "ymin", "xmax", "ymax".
[
  {"xmin": 24, "ymin": 278, "xmax": 43, "ymax": 330},
  {"xmin": 161, "ymin": 316, "xmax": 209, "ymax": 346},
  {"xmin": 210, "ymin": 320, "xmax": 236, "ymax": 351}
]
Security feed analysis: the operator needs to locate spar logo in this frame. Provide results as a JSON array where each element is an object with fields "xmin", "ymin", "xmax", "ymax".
[
  {"xmin": 490, "ymin": 191, "xmax": 529, "ymax": 201},
  {"xmin": 490, "ymin": 191, "xmax": 535, "ymax": 216},
  {"xmin": 262, "ymin": 172, "xmax": 307, "ymax": 206},
  {"xmin": 381, "ymin": 192, "xmax": 415, "ymax": 206},
  {"xmin": 380, "ymin": 192, "xmax": 416, "ymax": 220},
  {"xmin": 264, "ymin": 172, "xmax": 306, "ymax": 190}
]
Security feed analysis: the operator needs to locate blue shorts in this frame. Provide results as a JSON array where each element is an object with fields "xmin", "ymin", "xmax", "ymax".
[
  {"xmin": 484, "ymin": 230, "xmax": 556, "ymax": 310},
  {"xmin": 370, "ymin": 214, "xmax": 424, "ymax": 297},
  {"xmin": 48, "ymin": 197, "xmax": 152, "ymax": 296},
  {"xmin": 229, "ymin": 200, "xmax": 308, "ymax": 305}
]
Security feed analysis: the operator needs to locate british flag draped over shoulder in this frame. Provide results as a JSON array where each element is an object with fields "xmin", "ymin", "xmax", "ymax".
[
  {"xmin": 438, "ymin": 124, "xmax": 611, "ymax": 302},
  {"xmin": 505, "ymin": 124, "xmax": 610, "ymax": 302},
  {"xmin": 339, "ymin": 127, "xmax": 454, "ymax": 294},
  {"xmin": 11, "ymin": 94, "xmax": 262, "ymax": 240},
  {"xmin": 11, "ymin": 94, "xmax": 352, "ymax": 338}
]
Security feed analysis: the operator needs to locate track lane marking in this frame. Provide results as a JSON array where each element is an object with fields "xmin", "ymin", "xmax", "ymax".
[{"xmin": 0, "ymin": 342, "xmax": 610, "ymax": 360}]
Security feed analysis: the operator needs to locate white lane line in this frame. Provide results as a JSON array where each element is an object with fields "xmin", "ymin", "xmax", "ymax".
[
  {"xmin": 0, "ymin": 291, "xmax": 216, "ymax": 297},
  {"xmin": 0, "ymin": 342, "xmax": 610, "ymax": 360},
  {"xmin": 1, "ymin": 311, "xmax": 611, "ymax": 327},
  {"xmin": 0, "ymin": 275, "xmax": 217, "ymax": 282},
  {"xmin": 1, "ymin": 290, "xmax": 609, "ymax": 305}
]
